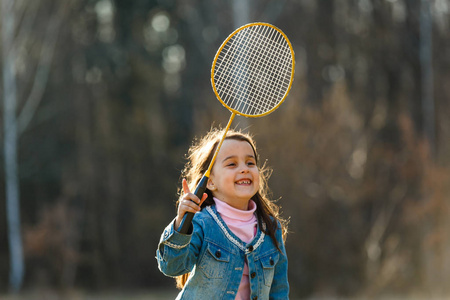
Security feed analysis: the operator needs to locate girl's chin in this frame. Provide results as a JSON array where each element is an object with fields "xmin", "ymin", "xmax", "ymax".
[{"xmin": 234, "ymin": 191, "xmax": 257, "ymax": 200}]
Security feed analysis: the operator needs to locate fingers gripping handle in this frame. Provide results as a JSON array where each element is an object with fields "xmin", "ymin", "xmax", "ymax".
[{"xmin": 178, "ymin": 175, "xmax": 209, "ymax": 234}]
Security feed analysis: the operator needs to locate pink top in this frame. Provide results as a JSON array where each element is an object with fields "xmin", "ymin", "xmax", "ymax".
[{"xmin": 213, "ymin": 197, "xmax": 257, "ymax": 300}]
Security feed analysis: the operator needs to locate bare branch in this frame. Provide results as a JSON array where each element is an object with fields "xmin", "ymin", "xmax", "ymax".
[
  {"xmin": 15, "ymin": 1, "xmax": 41, "ymax": 47},
  {"xmin": 17, "ymin": 3, "xmax": 68, "ymax": 135}
]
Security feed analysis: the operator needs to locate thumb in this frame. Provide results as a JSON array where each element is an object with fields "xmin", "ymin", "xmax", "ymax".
[{"xmin": 199, "ymin": 193, "xmax": 208, "ymax": 206}]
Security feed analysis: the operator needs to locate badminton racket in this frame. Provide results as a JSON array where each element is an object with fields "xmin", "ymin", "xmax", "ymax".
[{"xmin": 179, "ymin": 22, "xmax": 295, "ymax": 233}]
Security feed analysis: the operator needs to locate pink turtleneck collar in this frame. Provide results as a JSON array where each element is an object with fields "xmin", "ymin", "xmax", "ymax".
[{"xmin": 213, "ymin": 197, "xmax": 257, "ymax": 244}]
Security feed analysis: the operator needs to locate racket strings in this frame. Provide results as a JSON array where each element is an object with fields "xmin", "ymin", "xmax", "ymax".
[
  {"xmin": 239, "ymin": 26, "xmax": 280, "ymax": 115},
  {"xmin": 246, "ymin": 26, "xmax": 292, "ymax": 114},
  {"xmin": 218, "ymin": 44, "xmax": 291, "ymax": 115},
  {"xmin": 216, "ymin": 28, "xmax": 277, "ymax": 114},
  {"xmin": 216, "ymin": 29, "xmax": 255, "ymax": 112},
  {"xmin": 221, "ymin": 30, "xmax": 265, "ymax": 113},
  {"xmin": 220, "ymin": 29, "xmax": 264, "ymax": 114},
  {"xmin": 213, "ymin": 25, "xmax": 293, "ymax": 116},
  {"xmin": 218, "ymin": 46, "xmax": 290, "ymax": 114},
  {"xmin": 246, "ymin": 27, "xmax": 292, "ymax": 112}
]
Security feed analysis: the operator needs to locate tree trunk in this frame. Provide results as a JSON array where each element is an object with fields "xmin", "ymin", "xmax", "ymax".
[
  {"xmin": 419, "ymin": 0, "xmax": 435, "ymax": 155},
  {"xmin": 232, "ymin": 0, "xmax": 249, "ymax": 129},
  {"xmin": 1, "ymin": 0, "xmax": 24, "ymax": 292}
]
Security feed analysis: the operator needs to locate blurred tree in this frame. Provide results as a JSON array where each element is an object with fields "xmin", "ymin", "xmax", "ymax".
[
  {"xmin": 1, "ymin": 0, "xmax": 68, "ymax": 291},
  {"xmin": 2, "ymin": 0, "xmax": 23, "ymax": 291},
  {"xmin": 419, "ymin": 0, "xmax": 435, "ymax": 155}
]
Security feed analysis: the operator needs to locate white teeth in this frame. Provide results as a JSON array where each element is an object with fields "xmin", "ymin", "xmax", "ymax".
[{"xmin": 237, "ymin": 180, "xmax": 251, "ymax": 184}]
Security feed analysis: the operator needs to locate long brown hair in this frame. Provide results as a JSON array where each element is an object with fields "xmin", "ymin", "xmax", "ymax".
[{"xmin": 175, "ymin": 128, "xmax": 288, "ymax": 289}]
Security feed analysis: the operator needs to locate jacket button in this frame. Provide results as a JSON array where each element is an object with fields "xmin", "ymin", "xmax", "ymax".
[
  {"xmin": 270, "ymin": 258, "xmax": 274, "ymax": 266},
  {"xmin": 248, "ymin": 245, "xmax": 254, "ymax": 252},
  {"xmin": 215, "ymin": 250, "xmax": 221, "ymax": 258},
  {"xmin": 250, "ymin": 272, "xmax": 256, "ymax": 279}
]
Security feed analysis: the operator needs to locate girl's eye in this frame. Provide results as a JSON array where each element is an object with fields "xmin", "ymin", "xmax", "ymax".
[
  {"xmin": 247, "ymin": 161, "xmax": 256, "ymax": 166},
  {"xmin": 227, "ymin": 163, "xmax": 236, "ymax": 167}
]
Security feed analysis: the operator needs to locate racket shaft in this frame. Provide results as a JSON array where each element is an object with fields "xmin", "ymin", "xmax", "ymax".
[
  {"xmin": 178, "ymin": 114, "xmax": 235, "ymax": 234},
  {"xmin": 178, "ymin": 175, "xmax": 209, "ymax": 234}
]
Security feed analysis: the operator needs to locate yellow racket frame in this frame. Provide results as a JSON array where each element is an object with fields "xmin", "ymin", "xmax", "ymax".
[
  {"xmin": 211, "ymin": 22, "xmax": 296, "ymax": 118},
  {"xmin": 205, "ymin": 22, "xmax": 295, "ymax": 177}
]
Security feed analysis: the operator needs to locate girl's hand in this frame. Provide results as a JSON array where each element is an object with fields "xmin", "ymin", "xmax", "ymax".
[{"xmin": 175, "ymin": 179, "xmax": 208, "ymax": 231}]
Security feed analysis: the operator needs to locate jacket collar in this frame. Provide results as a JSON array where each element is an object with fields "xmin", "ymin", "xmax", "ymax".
[{"xmin": 206, "ymin": 205, "xmax": 265, "ymax": 255}]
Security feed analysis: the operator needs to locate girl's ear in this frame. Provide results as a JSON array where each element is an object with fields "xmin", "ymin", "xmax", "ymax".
[{"xmin": 207, "ymin": 178, "xmax": 216, "ymax": 191}]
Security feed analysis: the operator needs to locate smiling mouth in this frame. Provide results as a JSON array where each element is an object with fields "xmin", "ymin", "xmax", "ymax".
[{"xmin": 236, "ymin": 179, "xmax": 252, "ymax": 185}]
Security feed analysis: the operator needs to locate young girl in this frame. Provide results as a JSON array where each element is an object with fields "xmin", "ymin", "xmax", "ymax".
[{"xmin": 156, "ymin": 128, "xmax": 289, "ymax": 299}]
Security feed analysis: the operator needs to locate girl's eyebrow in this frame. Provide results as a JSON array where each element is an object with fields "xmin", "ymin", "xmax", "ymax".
[{"xmin": 222, "ymin": 154, "xmax": 255, "ymax": 163}]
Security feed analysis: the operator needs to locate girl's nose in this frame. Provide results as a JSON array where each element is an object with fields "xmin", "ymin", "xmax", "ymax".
[{"xmin": 240, "ymin": 166, "xmax": 249, "ymax": 173}]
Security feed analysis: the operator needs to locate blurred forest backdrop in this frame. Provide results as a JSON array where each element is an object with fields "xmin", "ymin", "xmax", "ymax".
[{"xmin": 1, "ymin": 0, "xmax": 450, "ymax": 298}]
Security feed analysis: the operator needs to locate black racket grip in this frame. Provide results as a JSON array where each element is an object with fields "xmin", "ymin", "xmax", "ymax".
[{"xmin": 178, "ymin": 175, "xmax": 209, "ymax": 234}]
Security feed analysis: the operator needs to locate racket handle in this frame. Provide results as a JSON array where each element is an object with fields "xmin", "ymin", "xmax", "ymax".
[{"xmin": 178, "ymin": 175, "xmax": 209, "ymax": 234}]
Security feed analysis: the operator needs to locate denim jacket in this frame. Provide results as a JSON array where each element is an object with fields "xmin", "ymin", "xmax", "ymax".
[{"xmin": 156, "ymin": 204, "xmax": 289, "ymax": 299}]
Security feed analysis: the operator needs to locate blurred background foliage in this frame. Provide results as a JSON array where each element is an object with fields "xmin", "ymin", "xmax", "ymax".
[{"xmin": 1, "ymin": 0, "xmax": 450, "ymax": 298}]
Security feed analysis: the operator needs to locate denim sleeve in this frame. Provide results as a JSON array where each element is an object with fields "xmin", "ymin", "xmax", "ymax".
[
  {"xmin": 156, "ymin": 216, "xmax": 204, "ymax": 277},
  {"xmin": 269, "ymin": 225, "xmax": 290, "ymax": 299}
]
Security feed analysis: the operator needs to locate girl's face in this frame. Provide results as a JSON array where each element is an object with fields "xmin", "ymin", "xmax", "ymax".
[{"xmin": 207, "ymin": 139, "xmax": 260, "ymax": 210}]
